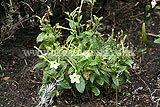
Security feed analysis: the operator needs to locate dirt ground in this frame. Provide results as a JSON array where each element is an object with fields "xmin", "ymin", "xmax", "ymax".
[{"xmin": 0, "ymin": 1, "xmax": 160, "ymax": 107}]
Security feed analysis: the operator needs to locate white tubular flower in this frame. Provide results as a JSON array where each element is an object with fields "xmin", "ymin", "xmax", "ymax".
[
  {"xmin": 49, "ymin": 61, "xmax": 60, "ymax": 69},
  {"xmin": 151, "ymin": 0, "xmax": 157, "ymax": 8},
  {"xmin": 69, "ymin": 72, "xmax": 81, "ymax": 83}
]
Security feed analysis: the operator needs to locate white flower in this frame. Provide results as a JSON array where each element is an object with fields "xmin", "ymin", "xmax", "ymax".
[
  {"xmin": 151, "ymin": 0, "xmax": 157, "ymax": 8},
  {"xmin": 49, "ymin": 61, "xmax": 60, "ymax": 69},
  {"xmin": 69, "ymin": 73, "xmax": 81, "ymax": 83}
]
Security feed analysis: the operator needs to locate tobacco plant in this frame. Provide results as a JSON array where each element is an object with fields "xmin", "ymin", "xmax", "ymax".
[{"xmin": 34, "ymin": 0, "xmax": 134, "ymax": 106}]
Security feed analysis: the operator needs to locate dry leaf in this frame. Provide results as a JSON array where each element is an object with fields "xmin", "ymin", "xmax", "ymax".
[
  {"xmin": 3, "ymin": 77, "xmax": 10, "ymax": 80},
  {"xmin": 83, "ymin": 71, "xmax": 90, "ymax": 80}
]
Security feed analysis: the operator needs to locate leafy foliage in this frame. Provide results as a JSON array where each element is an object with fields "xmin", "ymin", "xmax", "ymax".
[
  {"xmin": 34, "ymin": 0, "xmax": 134, "ymax": 106},
  {"xmin": 154, "ymin": 34, "xmax": 160, "ymax": 44}
]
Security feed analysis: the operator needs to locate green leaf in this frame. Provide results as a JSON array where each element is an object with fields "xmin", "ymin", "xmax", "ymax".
[
  {"xmin": 66, "ymin": 35, "xmax": 74, "ymax": 43},
  {"xmin": 0, "ymin": 80, "xmax": 18, "ymax": 86},
  {"xmin": 82, "ymin": 38, "xmax": 88, "ymax": 46},
  {"xmin": 125, "ymin": 60, "xmax": 134, "ymax": 67},
  {"xmin": 142, "ymin": 23, "xmax": 147, "ymax": 42},
  {"xmin": 118, "ymin": 66, "xmax": 127, "ymax": 72},
  {"xmin": 90, "ymin": 37, "xmax": 97, "ymax": 46},
  {"xmin": 94, "ymin": 67, "xmax": 100, "ymax": 75},
  {"xmin": 79, "ymin": 60, "xmax": 87, "ymax": 68},
  {"xmin": 90, "ymin": 73, "xmax": 95, "ymax": 83},
  {"xmin": 42, "ymin": 74, "xmax": 48, "ymax": 84},
  {"xmin": 124, "ymin": 70, "xmax": 130, "ymax": 79},
  {"xmin": 33, "ymin": 62, "xmax": 45, "ymax": 70},
  {"xmin": 65, "ymin": 18, "xmax": 75, "ymax": 28},
  {"xmin": 155, "ymin": 6, "xmax": 160, "ymax": 10},
  {"xmin": 37, "ymin": 32, "xmax": 46, "ymax": 43},
  {"xmin": 146, "ymin": 5, "xmax": 151, "ymax": 12},
  {"xmin": 0, "ymin": 64, "xmax": 2, "ymax": 70},
  {"xmin": 137, "ymin": 48, "xmax": 147, "ymax": 53},
  {"xmin": 89, "ymin": 60, "xmax": 98, "ymax": 66},
  {"xmin": 75, "ymin": 76, "xmax": 85, "ymax": 93},
  {"xmin": 68, "ymin": 57, "xmax": 77, "ymax": 66},
  {"xmin": 105, "ymin": 68, "xmax": 112, "ymax": 72},
  {"xmin": 103, "ymin": 76, "xmax": 110, "ymax": 84},
  {"xmin": 92, "ymin": 86, "xmax": 100, "ymax": 96},
  {"xmin": 79, "ymin": 57, "xmax": 87, "ymax": 62},
  {"xmin": 59, "ymin": 80, "xmax": 71, "ymax": 89},
  {"xmin": 78, "ymin": 15, "xmax": 82, "ymax": 22},
  {"xmin": 112, "ymin": 75, "xmax": 119, "ymax": 86},
  {"xmin": 78, "ymin": 33, "xmax": 85, "ymax": 39},
  {"xmin": 154, "ymin": 38, "xmax": 160, "ymax": 44},
  {"xmin": 157, "ymin": 34, "xmax": 160, "ymax": 37},
  {"xmin": 68, "ymin": 67, "xmax": 74, "ymax": 74},
  {"xmin": 96, "ymin": 78, "xmax": 104, "ymax": 86},
  {"xmin": 84, "ymin": 31, "xmax": 94, "ymax": 37}
]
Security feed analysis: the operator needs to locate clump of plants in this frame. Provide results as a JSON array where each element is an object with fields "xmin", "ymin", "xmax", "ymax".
[{"xmin": 34, "ymin": 0, "xmax": 134, "ymax": 106}]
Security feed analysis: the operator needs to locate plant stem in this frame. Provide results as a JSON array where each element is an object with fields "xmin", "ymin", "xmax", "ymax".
[
  {"xmin": 71, "ymin": 88, "xmax": 76, "ymax": 97},
  {"xmin": 116, "ymin": 86, "xmax": 118, "ymax": 107}
]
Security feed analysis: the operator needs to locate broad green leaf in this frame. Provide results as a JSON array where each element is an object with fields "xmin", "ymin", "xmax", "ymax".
[
  {"xmin": 100, "ymin": 70, "xmax": 109, "ymax": 77},
  {"xmin": 78, "ymin": 33, "xmax": 85, "ymax": 39},
  {"xmin": 90, "ymin": 37, "xmax": 98, "ymax": 49},
  {"xmin": 94, "ymin": 67, "xmax": 100, "ymax": 75},
  {"xmin": 112, "ymin": 75, "xmax": 119, "ymax": 86},
  {"xmin": 105, "ymin": 68, "xmax": 113, "ymax": 72},
  {"xmin": 154, "ymin": 38, "xmax": 160, "ymax": 44},
  {"xmin": 118, "ymin": 66, "xmax": 127, "ymax": 72},
  {"xmin": 66, "ymin": 35, "xmax": 74, "ymax": 43},
  {"xmin": 33, "ymin": 62, "xmax": 45, "ymax": 70},
  {"xmin": 103, "ymin": 76, "xmax": 110, "ymax": 84},
  {"xmin": 75, "ymin": 76, "xmax": 85, "ymax": 93},
  {"xmin": 65, "ymin": 18, "xmax": 75, "ymax": 28},
  {"xmin": 79, "ymin": 57, "xmax": 87, "ymax": 62},
  {"xmin": 59, "ymin": 80, "xmax": 71, "ymax": 89},
  {"xmin": 37, "ymin": 32, "xmax": 46, "ymax": 43},
  {"xmin": 96, "ymin": 78, "xmax": 104, "ymax": 86},
  {"xmin": 125, "ymin": 60, "xmax": 134, "ymax": 67},
  {"xmin": 79, "ymin": 60, "xmax": 87, "ymax": 68},
  {"xmin": 90, "ymin": 73, "xmax": 95, "ymax": 83},
  {"xmin": 82, "ymin": 38, "xmax": 88, "ymax": 46},
  {"xmin": 89, "ymin": 60, "xmax": 98, "ymax": 66},
  {"xmin": 84, "ymin": 31, "xmax": 94, "ymax": 37},
  {"xmin": 46, "ymin": 69, "xmax": 55, "ymax": 75},
  {"xmin": 39, "ymin": 43, "xmax": 44, "ymax": 49},
  {"xmin": 155, "ymin": 6, "xmax": 160, "ymax": 9},
  {"xmin": 68, "ymin": 67, "xmax": 74, "ymax": 74},
  {"xmin": 92, "ymin": 86, "xmax": 100, "ymax": 96},
  {"xmin": 142, "ymin": 23, "xmax": 147, "ymax": 42}
]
